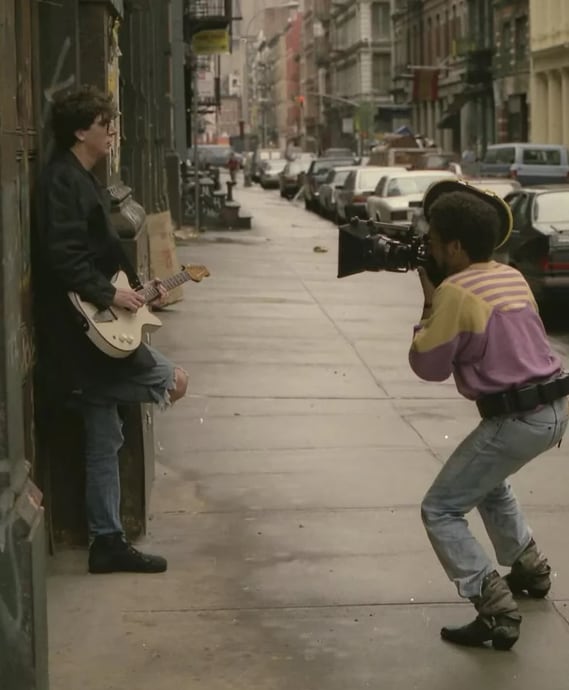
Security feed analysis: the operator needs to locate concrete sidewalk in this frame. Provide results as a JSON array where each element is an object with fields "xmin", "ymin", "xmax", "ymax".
[{"xmin": 48, "ymin": 183, "xmax": 569, "ymax": 689}]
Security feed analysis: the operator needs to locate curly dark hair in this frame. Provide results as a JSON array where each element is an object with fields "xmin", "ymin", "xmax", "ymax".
[
  {"xmin": 429, "ymin": 191, "xmax": 499, "ymax": 262},
  {"xmin": 51, "ymin": 85, "xmax": 117, "ymax": 150}
]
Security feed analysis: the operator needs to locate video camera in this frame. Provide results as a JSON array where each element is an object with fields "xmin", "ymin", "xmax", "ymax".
[
  {"xmin": 337, "ymin": 216, "xmax": 445, "ymax": 285},
  {"xmin": 337, "ymin": 178, "xmax": 515, "ymax": 286}
]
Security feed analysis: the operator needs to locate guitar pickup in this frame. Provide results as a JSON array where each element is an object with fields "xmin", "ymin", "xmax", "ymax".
[{"xmin": 93, "ymin": 309, "xmax": 116, "ymax": 323}]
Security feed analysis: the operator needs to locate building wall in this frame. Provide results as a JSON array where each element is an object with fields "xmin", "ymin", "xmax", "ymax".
[
  {"xmin": 493, "ymin": 0, "xmax": 530, "ymax": 143},
  {"xmin": 326, "ymin": 0, "xmax": 392, "ymax": 149},
  {"xmin": 530, "ymin": 0, "xmax": 569, "ymax": 145},
  {"xmin": 301, "ymin": 0, "xmax": 319, "ymax": 141},
  {"xmin": 286, "ymin": 13, "xmax": 303, "ymax": 137},
  {"xmin": 218, "ymin": 96, "xmax": 242, "ymax": 138},
  {"xmin": 392, "ymin": 0, "xmax": 501, "ymax": 154}
]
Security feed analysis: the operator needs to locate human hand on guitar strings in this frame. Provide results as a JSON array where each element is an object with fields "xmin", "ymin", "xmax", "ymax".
[
  {"xmin": 112, "ymin": 286, "xmax": 146, "ymax": 312},
  {"xmin": 145, "ymin": 277, "xmax": 167, "ymax": 308}
]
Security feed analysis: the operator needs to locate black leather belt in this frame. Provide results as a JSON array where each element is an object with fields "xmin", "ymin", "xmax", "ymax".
[{"xmin": 476, "ymin": 374, "xmax": 569, "ymax": 419}]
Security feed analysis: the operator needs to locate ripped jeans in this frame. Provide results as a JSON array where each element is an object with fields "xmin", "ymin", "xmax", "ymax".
[
  {"xmin": 77, "ymin": 346, "xmax": 177, "ymax": 539},
  {"xmin": 421, "ymin": 397, "xmax": 569, "ymax": 599}
]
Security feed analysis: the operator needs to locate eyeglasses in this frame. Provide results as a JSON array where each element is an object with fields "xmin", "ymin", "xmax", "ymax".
[{"xmin": 95, "ymin": 117, "xmax": 117, "ymax": 134}]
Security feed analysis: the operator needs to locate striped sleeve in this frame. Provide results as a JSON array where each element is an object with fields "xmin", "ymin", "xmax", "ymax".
[{"xmin": 409, "ymin": 282, "xmax": 489, "ymax": 382}]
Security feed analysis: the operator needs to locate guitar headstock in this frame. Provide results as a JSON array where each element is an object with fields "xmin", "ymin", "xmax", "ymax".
[{"xmin": 182, "ymin": 264, "xmax": 211, "ymax": 283}]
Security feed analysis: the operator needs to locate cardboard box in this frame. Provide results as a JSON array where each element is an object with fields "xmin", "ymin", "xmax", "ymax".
[{"xmin": 146, "ymin": 211, "xmax": 184, "ymax": 306}]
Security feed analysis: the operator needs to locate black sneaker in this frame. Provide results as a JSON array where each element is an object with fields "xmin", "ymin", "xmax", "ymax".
[{"xmin": 88, "ymin": 532, "xmax": 167, "ymax": 574}]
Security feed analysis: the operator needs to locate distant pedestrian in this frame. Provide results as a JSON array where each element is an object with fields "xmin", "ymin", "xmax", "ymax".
[
  {"xmin": 228, "ymin": 152, "xmax": 239, "ymax": 184},
  {"xmin": 409, "ymin": 179, "xmax": 569, "ymax": 650}
]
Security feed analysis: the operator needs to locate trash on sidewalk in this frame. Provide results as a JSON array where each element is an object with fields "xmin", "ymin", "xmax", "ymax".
[{"xmin": 313, "ymin": 245, "xmax": 328, "ymax": 253}]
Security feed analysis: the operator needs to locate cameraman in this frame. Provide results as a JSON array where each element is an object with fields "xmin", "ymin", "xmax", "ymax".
[{"xmin": 409, "ymin": 185, "xmax": 568, "ymax": 651}]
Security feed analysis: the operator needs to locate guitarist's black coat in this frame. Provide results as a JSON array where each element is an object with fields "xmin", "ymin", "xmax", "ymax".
[{"xmin": 33, "ymin": 151, "xmax": 155, "ymax": 401}]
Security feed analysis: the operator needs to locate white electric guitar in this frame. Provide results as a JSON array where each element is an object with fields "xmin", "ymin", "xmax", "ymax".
[{"xmin": 68, "ymin": 264, "xmax": 210, "ymax": 358}]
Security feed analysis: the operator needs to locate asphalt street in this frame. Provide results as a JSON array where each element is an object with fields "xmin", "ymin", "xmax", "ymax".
[{"xmin": 48, "ymin": 178, "xmax": 569, "ymax": 689}]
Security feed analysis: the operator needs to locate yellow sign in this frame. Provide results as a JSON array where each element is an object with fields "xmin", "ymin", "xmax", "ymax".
[{"xmin": 191, "ymin": 29, "xmax": 230, "ymax": 55}]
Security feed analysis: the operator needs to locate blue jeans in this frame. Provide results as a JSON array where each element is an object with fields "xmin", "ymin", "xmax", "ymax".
[
  {"xmin": 78, "ymin": 346, "xmax": 177, "ymax": 539},
  {"xmin": 421, "ymin": 397, "xmax": 568, "ymax": 599}
]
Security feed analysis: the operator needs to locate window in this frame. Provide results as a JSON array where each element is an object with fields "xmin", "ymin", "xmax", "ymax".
[
  {"xmin": 507, "ymin": 193, "xmax": 530, "ymax": 229},
  {"xmin": 372, "ymin": 2, "xmax": 390, "ymax": 40},
  {"xmin": 533, "ymin": 192, "xmax": 569, "ymax": 223},
  {"xmin": 372, "ymin": 54, "xmax": 391, "ymax": 93},
  {"xmin": 375, "ymin": 176, "xmax": 388, "ymax": 195},
  {"xmin": 344, "ymin": 171, "xmax": 356, "ymax": 190},
  {"xmin": 495, "ymin": 147, "xmax": 516, "ymax": 164},
  {"xmin": 515, "ymin": 16, "xmax": 528, "ymax": 62},
  {"xmin": 501, "ymin": 22, "xmax": 512, "ymax": 58},
  {"xmin": 522, "ymin": 148, "xmax": 562, "ymax": 165}
]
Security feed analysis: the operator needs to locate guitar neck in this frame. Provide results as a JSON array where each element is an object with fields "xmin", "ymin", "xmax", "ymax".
[{"xmin": 142, "ymin": 271, "xmax": 190, "ymax": 303}]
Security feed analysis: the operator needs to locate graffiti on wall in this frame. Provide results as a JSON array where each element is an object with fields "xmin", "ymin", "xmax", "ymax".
[
  {"xmin": 108, "ymin": 17, "xmax": 122, "ymax": 177},
  {"xmin": 0, "ymin": 517, "xmax": 34, "ymax": 687}
]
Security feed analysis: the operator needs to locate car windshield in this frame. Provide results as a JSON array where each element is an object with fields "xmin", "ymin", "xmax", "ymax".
[
  {"xmin": 386, "ymin": 175, "xmax": 450, "ymax": 197},
  {"xmin": 533, "ymin": 192, "xmax": 569, "ymax": 222}
]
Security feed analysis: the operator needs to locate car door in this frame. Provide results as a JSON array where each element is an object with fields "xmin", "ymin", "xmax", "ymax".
[
  {"xmin": 367, "ymin": 176, "xmax": 387, "ymax": 220},
  {"xmin": 507, "ymin": 192, "xmax": 539, "ymax": 280},
  {"xmin": 500, "ymin": 192, "xmax": 528, "ymax": 262},
  {"xmin": 320, "ymin": 170, "xmax": 335, "ymax": 211},
  {"xmin": 338, "ymin": 172, "xmax": 355, "ymax": 220}
]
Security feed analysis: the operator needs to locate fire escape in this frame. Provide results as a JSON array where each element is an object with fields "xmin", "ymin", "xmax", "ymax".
[{"xmin": 184, "ymin": 0, "xmax": 234, "ymax": 134}]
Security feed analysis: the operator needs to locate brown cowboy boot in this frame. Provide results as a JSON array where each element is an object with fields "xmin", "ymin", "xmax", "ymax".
[
  {"xmin": 505, "ymin": 539, "xmax": 551, "ymax": 599},
  {"xmin": 441, "ymin": 571, "xmax": 522, "ymax": 651}
]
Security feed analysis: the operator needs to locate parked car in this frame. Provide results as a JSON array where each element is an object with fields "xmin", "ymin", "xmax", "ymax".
[
  {"xmin": 411, "ymin": 178, "xmax": 522, "ymax": 236},
  {"xmin": 480, "ymin": 143, "xmax": 569, "ymax": 186},
  {"xmin": 252, "ymin": 148, "xmax": 282, "ymax": 182},
  {"xmin": 366, "ymin": 170, "xmax": 456, "ymax": 223},
  {"xmin": 259, "ymin": 158, "xmax": 288, "ymax": 189},
  {"xmin": 187, "ymin": 144, "xmax": 234, "ymax": 168},
  {"xmin": 279, "ymin": 159, "xmax": 311, "ymax": 198},
  {"xmin": 303, "ymin": 157, "xmax": 355, "ymax": 211},
  {"xmin": 322, "ymin": 148, "xmax": 355, "ymax": 160},
  {"xmin": 318, "ymin": 166, "xmax": 358, "ymax": 219},
  {"xmin": 465, "ymin": 178, "xmax": 522, "ymax": 198},
  {"xmin": 411, "ymin": 151, "xmax": 462, "ymax": 176},
  {"xmin": 497, "ymin": 185, "xmax": 569, "ymax": 306},
  {"xmin": 336, "ymin": 166, "xmax": 407, "ymax": 223}
]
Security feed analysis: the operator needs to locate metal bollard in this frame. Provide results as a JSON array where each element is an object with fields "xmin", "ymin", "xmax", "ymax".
[{"xmin": 226, "ymin": 180, "xmax": 236, "ymax": 202}]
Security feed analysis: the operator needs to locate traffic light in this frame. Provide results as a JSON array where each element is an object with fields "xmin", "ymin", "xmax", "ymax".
[{"xmin": 296, "ymin": 95, "xmax": 305, "ymax": 107}]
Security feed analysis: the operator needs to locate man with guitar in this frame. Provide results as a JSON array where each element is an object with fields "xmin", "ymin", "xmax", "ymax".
[{"xmin": 35, "ymin": 85, "xmax": 194, "ymax": 574}]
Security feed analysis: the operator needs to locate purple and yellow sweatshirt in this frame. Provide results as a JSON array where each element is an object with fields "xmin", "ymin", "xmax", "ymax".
[{"xmin": 409, "ymin": 261, "xmax": 562, "ymax": 400}]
